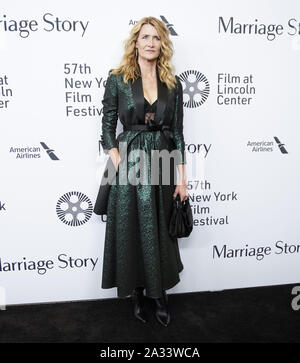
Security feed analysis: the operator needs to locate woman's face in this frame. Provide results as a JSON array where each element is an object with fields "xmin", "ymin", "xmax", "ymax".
[{"xmin": 135, "ymin": 23, "xmax": 161, "ymax": 62}]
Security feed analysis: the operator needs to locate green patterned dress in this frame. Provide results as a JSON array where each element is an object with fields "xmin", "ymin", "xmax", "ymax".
[{"xmin": 100, "ymin": 69, "xmax": 185, "ymax": 299}]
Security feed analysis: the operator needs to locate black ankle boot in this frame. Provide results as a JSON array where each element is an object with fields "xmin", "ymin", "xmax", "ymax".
[
  {"xmin": 154, "ymin": 290, "xmax": 170, "ymax": 327},
  {"xmin": 131, "ymin": 286, "xmax": 147, "ymax": 323}
]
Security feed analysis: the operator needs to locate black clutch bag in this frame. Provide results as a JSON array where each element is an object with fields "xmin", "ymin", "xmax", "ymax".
[
  {"xmin": 169, "ymin": 194, "xmax": 193, "ymax": 238},
  {"xmin": 93, "ymin": 157, "xmax": 118, "ymax": 215}
]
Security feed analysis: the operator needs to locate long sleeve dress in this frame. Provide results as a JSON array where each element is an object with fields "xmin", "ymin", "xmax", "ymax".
[{"xmin": 100, "ymin": 66, "xmax": 186, "ymax": 299}]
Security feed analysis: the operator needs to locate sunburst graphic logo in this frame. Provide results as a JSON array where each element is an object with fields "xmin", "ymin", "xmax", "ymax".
[
  {"xmin": 56, "ymin": 191, "xmax": 93, "ymax": 226},
  {"xmin": 179, "ymin": 70, "xmax": 210, "ymax": 108}
]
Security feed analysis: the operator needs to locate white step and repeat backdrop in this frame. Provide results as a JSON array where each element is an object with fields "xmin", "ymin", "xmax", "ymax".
[{"xmin": 1, "ymin": 0, "xmax": 300, "ymax": 306}]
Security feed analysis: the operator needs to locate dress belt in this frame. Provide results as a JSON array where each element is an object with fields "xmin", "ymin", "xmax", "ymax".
[
  {"xmin": 123, "ymin": 124, "xmax": 175, "ymax": 148},
  {"xmin": 124, "ymin": 124, "xmax": 171, "ymax": 132}
]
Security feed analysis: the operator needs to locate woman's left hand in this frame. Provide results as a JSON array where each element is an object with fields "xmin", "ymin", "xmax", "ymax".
[{"xmin": 173, "ymin": 183, "xmax": 189, "ymax": 202}]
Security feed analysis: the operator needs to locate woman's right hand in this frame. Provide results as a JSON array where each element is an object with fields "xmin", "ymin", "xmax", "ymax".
[{"xmin": 109, "ymin": 148, "xmax": 121, "ymax": 171}]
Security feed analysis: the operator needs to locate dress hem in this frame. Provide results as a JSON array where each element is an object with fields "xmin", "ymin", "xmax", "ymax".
[{"xmin": 101, "ymin": 264, "xmax": 184, "ymax": 299}]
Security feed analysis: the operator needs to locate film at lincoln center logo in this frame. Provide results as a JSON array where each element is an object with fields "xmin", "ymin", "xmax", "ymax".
[
  {"xmin": 179, "ymin": 70, "xmax": 209, "ymax": 108},
  {"xmin": 56, "ymin": 191, "xmax": 93, "ymax": 226}
]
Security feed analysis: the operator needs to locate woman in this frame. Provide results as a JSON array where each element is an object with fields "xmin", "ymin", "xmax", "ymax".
[{"xmin": 98, "ymin": 16, "xmax": 188, "ymax": 327}]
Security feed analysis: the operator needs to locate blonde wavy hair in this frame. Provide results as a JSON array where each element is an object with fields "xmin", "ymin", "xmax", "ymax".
[{"xmin": 110, "ymin": 16, "xmax": 178, "ymax": 89}]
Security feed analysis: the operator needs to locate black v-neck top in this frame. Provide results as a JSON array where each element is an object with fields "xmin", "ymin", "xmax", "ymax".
[
  {"xmin": 144, "ymin": 97, "xmax": 157, "ymax": 124},
  {"xmin": 144, "ymin": 97, "xmax": 158, "ymax": 107}
]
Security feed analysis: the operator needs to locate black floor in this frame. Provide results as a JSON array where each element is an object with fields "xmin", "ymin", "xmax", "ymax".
[{"xmin": 0, "ymin": 283, "xmax": 299, "ymax": 343}]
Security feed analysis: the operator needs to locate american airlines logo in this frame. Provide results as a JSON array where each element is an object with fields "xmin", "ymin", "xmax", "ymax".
[
  {"xmin": 274, "ymin": 137, "xmax": 288, "ymax": 154},
  {"xmin": 246, "ymin": 137, "xmax": 288, "ymax": 154},
  {"xmin": 160, "ymin": 16, "xmax": 178, "ymax": 36},
  {"xmin": 8, "ymin": 142, "xmax": 59, "ymax": 160},
  {"xmin": 40, "ymin": 142, "xmax": 60, "ymax": 160}
]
